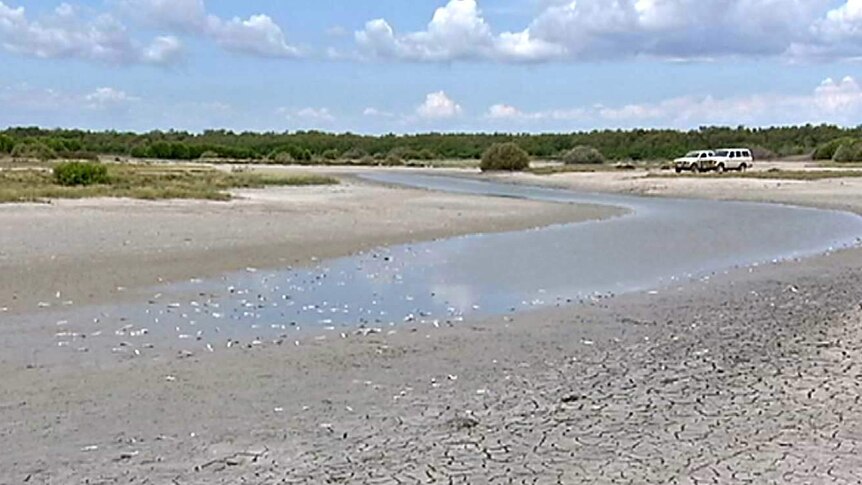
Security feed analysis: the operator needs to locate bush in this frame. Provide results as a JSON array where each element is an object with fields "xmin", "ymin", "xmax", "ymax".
[
  {"xmin": 0, "ymin": 134, "xmax": 13, "ymax": 154},
  {"xmin": 271, "ymin": 151, "xmax": 295, "ymax": 164},
  {"xmin": 199, "ymin": 150, "xmax": 220, "ymax": 160},
  {"xmin": 832, "ymin": 140, "xmax": 862, "ymax": 163},
  {"xmin": 382, "ymin": 154, "xmax": 405, "ymax": 166},
  {"xmin": 342, "ymin": 147, "xmax": 368, "ymax": 160},
  {"xmin": 11, "ymin": 142, "xmax": 56, "ymax": 161},
  {"xmin": 813, "ymin": 137, "xmax": 856, "ymax": 160},
  {"xmin": 480, "ymin": 143, "xmax": 530, "ymax": 172},
  {"xmin": 562, "ymin": 145, "xmax": 605, "ymax": 164},
  {"xmin": 750, "ymin": 146, "xmax": 777, "ymax": 160},
  {"xmin": 54, "ymin": 162, "xmax": 109, "ymax": 186}
]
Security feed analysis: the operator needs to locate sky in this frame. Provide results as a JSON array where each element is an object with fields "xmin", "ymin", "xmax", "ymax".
[{"xmin": 1, "ymin": 0, "xmax": 862, "ymax": 134}]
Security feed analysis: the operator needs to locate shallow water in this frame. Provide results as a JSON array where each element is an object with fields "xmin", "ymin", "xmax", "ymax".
[{"xmin": 16, "ymin": 174, "xmax": 862, "ymax": 362}]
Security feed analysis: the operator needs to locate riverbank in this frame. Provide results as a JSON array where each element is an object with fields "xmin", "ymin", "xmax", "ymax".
[
  {"xmin": 0, "ymin": 177, "xmax": 620, "ymax": 314},
  {"xmin": 4, "ymin": 242, "xmax": 862, "ymax": 483},
  {"xmin": 481, "ymin": 163, "xmax": 862, "ymax": 214},
  {"xmin": 3, "ymin": 170, "xmax": 862, "ymax": 483}
]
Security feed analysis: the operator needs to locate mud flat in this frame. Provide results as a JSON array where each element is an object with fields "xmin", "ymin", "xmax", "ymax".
[
  {"xmin": 0, "ymin": 177, "xmax": 617, "ymax": 313},
  {"xmin": 3, "ymin": 172, "xmax": 862, "ymax": 483}
]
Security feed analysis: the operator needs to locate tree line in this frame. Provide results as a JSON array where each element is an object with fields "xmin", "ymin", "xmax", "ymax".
[{"xmin": 0, "ymin": 124, "xmax": 859, "ymax": 162}]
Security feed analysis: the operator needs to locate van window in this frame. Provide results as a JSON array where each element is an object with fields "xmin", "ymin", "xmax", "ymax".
[{"xmin": 729, "ymin": 151, "xmax": 736, "ymax": 159}]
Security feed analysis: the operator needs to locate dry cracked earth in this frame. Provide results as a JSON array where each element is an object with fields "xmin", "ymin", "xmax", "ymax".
[{"xmin": 8, "ymin": 255, "xmax": 862, "ymax": 485}]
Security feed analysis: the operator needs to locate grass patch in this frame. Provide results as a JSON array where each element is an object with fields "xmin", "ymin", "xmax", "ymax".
[
  {"xmin": 528, "ymin": 163, "xmax": 651, "ymax": 175},
  {"xmin": 647, "ymin": 169, "xmax": 862, "ymax": 181},
  {"xmin": 0, "ymin": 163, "xmax": 339, "ymax": 203}
]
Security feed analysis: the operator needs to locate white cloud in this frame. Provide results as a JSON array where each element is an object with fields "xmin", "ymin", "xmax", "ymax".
[
  {"xmin": 487, "ymin": 104, "xmax": 522, "ymax": 119},
  {"xmin": 417, "ymin": 91, "xmax": 463, "ymax": 119},
  {"xmin": 487, "ymin": 76, "xmax": 862, "ymax": 128},
  {"xmin": 291, "ymin": 107, "xmax": 335, "ymax": 122},
  {"xmin": 84, "ymin": 87, "xmax": 138, "ymax": 109},
  {"xmin": 354, "ymin": 0, "xmax": 862, "ymax": 63},
  {"xmin": 0, "ymin": 84, "xmax": 138, "ymax": 112},
  {"xmin": 142, "ymin": 35, "xmax": 183, "ymax": 64},
  {"xmin": 0, "ymin": 1, "xmax": 180, "ymax": 65},
  {"xmin": 119, "ymin": 0, "xmax": 301, "ymax": 58},
  {"xmin": 363, "ymin": 107, "xmax": 395, "ymax": 118}
]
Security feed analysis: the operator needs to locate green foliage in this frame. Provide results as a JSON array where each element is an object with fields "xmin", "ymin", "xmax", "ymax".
[
  {"xmin": 270, "ymin": 151, "xmax": 295, "ymax": 164},
  {"xmin": 322, "ymin": 148, "xmax": 340, "ymax": 160},
  {"xmin": 0, "ymin": 124, "xmax": 859, "ymax": 163},
  {"xmin": 11, "ymin": 141, "xmax": 57, "ymax": 161},
  {"xmin": 0, "ymin": 134, "xmax": 14, "ymax": 154},
  {"xmin": 199, "ymin": 150, "xmax": 220, "ymax": 160},
  {"xmin": 342, "ymin": 147, "xmax": 368, "ymax": 160},
  {"xmin": 562, "ymin": 145, "xmax": 605, "ymax": 164},
  {"xmin": 481, "ymin": 143, "xmax": 530, "ymax": 172},
  {"xmin": 813, "ymin": 137, "xmax": 856, "ymax": 160},
  {"xmin": 54, "ymin": 162, "xmax": 109, "ymax": 186},
  {"xmin": 382, "ymin": 154, "xmax": 405, "ymax": 166},
  {"xmin": 832, "ymin": 140, "xmax": 862, "ymax": 163}
]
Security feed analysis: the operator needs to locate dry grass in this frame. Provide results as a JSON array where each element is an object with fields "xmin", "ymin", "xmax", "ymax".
[
  {"xmin": 0, "ymin": 163, "xmax": 339, "ymax": 203},
  {"xmin": 647, "ymin": 169, "xmax": 862, "ymax": 181},
  {"xmin": 528, "ymin": 163, "xmax": 650, "ymax": 175}
]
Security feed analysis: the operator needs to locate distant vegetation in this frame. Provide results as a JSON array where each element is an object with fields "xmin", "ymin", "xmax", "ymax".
[
  {"xmin": 0, "ymin": 163, "xmax": 338, "ymax": 203},
  {"xmin": 480, "ymin": 143, "xmax": 530, "ymax": 172},
  {"xmin": 1, "ymin": 125, "xmax": 862, "ymax": 163}
]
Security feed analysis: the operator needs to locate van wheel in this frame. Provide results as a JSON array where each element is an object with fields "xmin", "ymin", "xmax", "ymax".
[
  {"xmin": 675, "ymin": 167, "xmax": 682, "ymax": 174},
  {"xmin": 717, "ymin": 164, "xmax": 725, "ymax": 174},
  {"xmin": 739, "ymin": 163, "xmax": 747, "ymax": 172}
]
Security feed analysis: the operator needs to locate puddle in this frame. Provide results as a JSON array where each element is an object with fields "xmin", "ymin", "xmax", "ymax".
[{"xmin": 10, "ymin": 174, "xmax": 862, "ymax": 364}]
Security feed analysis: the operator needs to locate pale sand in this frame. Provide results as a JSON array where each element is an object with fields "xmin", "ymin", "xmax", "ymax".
[
  {"xmin": 3, "ymin": 168, "xmax": 862, "ymax": 483},
  {"xmin": 0, "ymin": 177, "xmax": 619, "ymax": 313},
  {"xmin": 482, "ymin": 161, "xmax": 862, "ymax": 214}
]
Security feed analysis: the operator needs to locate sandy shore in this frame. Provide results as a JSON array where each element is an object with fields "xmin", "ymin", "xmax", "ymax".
[
  {"xmin": 0, "ymin": 177, "xmax": 619, "ymax": 313},
  {"xmin": 482, "ymin": 161, "xmax": 862, "ymax": 214},
  {"xmin": 3, "ymin": 168, "xmax": 862, "ymax": 483}
]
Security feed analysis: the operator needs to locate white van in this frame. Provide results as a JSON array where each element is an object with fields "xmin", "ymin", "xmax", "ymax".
[{"xmin": 710, "ymin": 148, "xmax": 753, "ymax": 172}]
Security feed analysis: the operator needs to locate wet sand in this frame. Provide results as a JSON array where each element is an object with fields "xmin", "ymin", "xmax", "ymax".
[
  {"xmin": 0, "ymin": 178, "xmax": 618, "ymax": 314},
  {"xmin": 3, "ymin": 169, "xmax": 862, "ymax": 483}
]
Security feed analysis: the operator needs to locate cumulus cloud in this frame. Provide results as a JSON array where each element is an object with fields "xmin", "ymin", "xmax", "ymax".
[
  {"xmin": 417, "ymin": 91, "xmax": 463, "ymax": 119},
  {"xmin": 355, "ymin": 0, "xmax": 862, "ymax": 63},
  {"xmin": 84, "ymin": 87, "xmax": 139, "ymax": 109},
  {"xmin": 0, "ymin": 84, "xmax": 139, "ymax": 112},
  {"xmin": 487, "ymin": 76, "xmax": 862, "ymax": 128},
  {"xmin": 0, "ymin": 1, "xmax": 180, "ymax": 65},
  {"xmin": 280, "ymin": 107, "xmax": 335, "ymax": 123},
  {"xmin": 119, "ymin": 0, "xmax": 301, "ymax": 58},
  {"xmin": 355, "ymin": 0, "xmax": 564, "ymax": 62}
]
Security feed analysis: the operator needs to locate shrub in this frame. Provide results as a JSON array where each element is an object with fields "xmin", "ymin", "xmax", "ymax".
[
  {"xmin": 0, "ymin": 134, "xmax": 13, "ymax": 154},
  {"xmin": 562, "ymin": 145, "xmax": 605, "ymax": 165},
  {"xmin": 199, "ymin": 150, "xmax": 220, "ymax": 160},
  {"xmin": 750, "ymin": 146, "xmax": 777, "ymax": 160},
  {"xmin": 480, "ymin": 143, "xmax": 530, "ymax": 172},
  {"xmin": 11, "ymin": 142, "xmax": 56, "ymax": 161},
  {"xmin": 813, "ymin": 137, "xmax": 856, "ymax": 160},
  {"xmin": 322, "ymin": 148, "xmax": 340, "ymax": 160},
  {"xmin": 271, "ymin": 151, "xmax": 295, "ymax": 164},
  {"xmin": 382, "ymin": 154, "xmax": 405, "ymax": 166},
  {"xmin": 832, "ymin": 140, "xmax": 862, "ymax": 163},
  {"xmin": 342, "ymin": 147, "xmax": 368, "ymax": 160},
  {"xmin": 54, "ymin": 162, "xmax": 109, "ymax": 186}
]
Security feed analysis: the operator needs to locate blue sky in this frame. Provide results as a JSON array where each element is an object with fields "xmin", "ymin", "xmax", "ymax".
[{"xmin": 1, "ymin": 0, "xmax": 861, "ymax": 133}]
